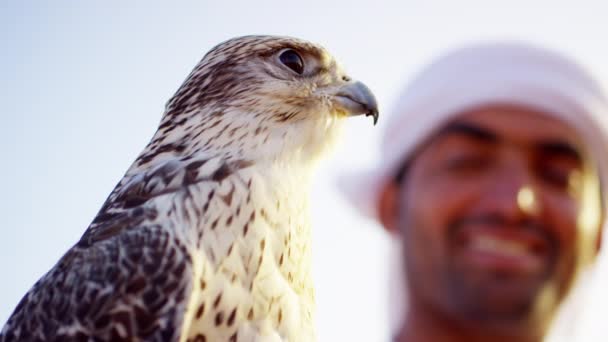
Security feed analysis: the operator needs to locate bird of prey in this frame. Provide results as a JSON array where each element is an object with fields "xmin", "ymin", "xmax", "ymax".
[{"xmin": 1, "ymin": 35, "xmax": 378, "ymax": 342}]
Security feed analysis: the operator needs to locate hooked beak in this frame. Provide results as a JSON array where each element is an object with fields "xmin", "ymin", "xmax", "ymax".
[{"xmin": 332, "ymin": 80, "xmax": 379, "ymax": 125}]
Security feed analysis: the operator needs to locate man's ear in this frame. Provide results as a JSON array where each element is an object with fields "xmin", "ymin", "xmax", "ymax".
[{"xmin": 378, "ymin": 182, "xmax": 400, "ymax": 234}]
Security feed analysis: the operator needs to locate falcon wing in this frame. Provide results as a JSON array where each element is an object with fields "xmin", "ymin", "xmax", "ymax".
[
  {"xmin": 81, "ymin": 156, "xmax": 251, "ymax": 247},
  {"xmin": 0, "ymin": 224, "xmax": 192, "ymax": 341},
  {"xmin": 1, "ymin": 156, "xmax": 251, "ymax": 341}
]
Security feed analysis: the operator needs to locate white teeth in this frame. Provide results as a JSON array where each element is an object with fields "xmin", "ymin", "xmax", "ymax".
[
  {"xmin": 469, "ymin": 235, "xmax": 529, "ymax": 258},
  {"xmin": 464, "ymin": 234, "xmax": 544, "ymax": 271}
]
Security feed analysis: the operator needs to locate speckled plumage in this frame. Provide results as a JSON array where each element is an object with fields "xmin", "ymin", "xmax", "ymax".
[{"xmin": 1, "ymin": 35, "xmax": 378, "ymax": 342}]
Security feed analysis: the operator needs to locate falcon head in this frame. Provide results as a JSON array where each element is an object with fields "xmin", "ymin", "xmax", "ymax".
[{"xmin": 142, "ymin": 35, "xmax": 378, "ymax": 167}]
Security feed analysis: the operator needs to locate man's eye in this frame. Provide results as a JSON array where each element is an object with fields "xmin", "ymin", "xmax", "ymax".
[
  {"xmin": 538, "ymin": 166, "xmax": 577, "ymax": 190},
  {"xmin": 536, "ymin": 156, "xmax": 582, "ymax": 191}
]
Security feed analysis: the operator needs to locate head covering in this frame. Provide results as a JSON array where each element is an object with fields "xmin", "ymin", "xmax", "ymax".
[{"xmin": 339, "ymin": 41, "xmax": 608, "ymax": 221}]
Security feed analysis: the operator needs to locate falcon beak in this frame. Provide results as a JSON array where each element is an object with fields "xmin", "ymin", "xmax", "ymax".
[{"xmin": 332, "ymin": 80, "xmax": 379, "ymax": 125}]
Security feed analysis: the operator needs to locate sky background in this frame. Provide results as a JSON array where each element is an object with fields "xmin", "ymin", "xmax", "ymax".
[{"xmin": 2, "ymin": 1, "xmax": 608, "ymax": 341}]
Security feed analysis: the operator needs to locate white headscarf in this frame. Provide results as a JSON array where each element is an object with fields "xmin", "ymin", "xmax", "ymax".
[{"xmin": 338, "ymin": 41, "xmax": 608, "ymax": 341}]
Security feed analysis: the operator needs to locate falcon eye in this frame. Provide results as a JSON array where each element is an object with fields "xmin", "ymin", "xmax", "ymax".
[{"xmin": 279, "ymin": 49, "xmax": 304, "ymax": 75}]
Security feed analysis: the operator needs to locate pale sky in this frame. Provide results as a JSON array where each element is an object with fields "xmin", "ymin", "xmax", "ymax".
[{"xmin": 2, "ymin": 1, "xmax": 608, "ymax": 341}]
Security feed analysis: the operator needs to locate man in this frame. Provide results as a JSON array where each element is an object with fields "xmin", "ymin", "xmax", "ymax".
[{"xmin": 340, "ymin": 43, "xmax": 608, "ymax": 341}]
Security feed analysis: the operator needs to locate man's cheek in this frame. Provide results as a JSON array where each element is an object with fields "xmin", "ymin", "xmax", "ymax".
[{"xmin": 543, "ymin": 196, "xmax": 578, "ymax": 244}]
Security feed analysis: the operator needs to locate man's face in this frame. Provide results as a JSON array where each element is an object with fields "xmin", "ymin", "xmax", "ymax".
[{"xmin": 389, "ymin": 104, "xmax": 603, "ymax": 330}]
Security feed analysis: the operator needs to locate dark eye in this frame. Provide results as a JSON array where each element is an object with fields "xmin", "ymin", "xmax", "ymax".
[
  {"xmin": 538, "ymin": 166, "xmax": 571, "ymax": 189},
  {"xmin": 536, "ymin": 158, "xmax": 581, "ymax": 191},
  {"xmin": 279, "ymin": 49, "xmax": 304, "ymax": 74}
]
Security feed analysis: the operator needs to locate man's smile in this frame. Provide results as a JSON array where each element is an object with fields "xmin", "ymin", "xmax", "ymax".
[{"xmin": 451, "ymin": 223, "xmax": 555, "ymax": 275}]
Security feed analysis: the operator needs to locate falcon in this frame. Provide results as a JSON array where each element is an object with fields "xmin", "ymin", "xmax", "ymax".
[{"xmin": 1, "ymin": 35, "xmax": 378, "ymax": 342}]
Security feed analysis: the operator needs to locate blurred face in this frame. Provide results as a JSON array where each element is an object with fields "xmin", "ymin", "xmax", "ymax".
[{"xmin": 385, "ymin": 104, "xmax": 603, "ymax": 332}]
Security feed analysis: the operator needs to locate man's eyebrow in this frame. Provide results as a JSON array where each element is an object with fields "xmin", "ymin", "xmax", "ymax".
[
  {"xmin": 536, "ymin": 141, "xmax": 582, "ymax": 162},
  {"xmin": 436, "ymin": 122, "xmax": 499, "ymax": 143}
]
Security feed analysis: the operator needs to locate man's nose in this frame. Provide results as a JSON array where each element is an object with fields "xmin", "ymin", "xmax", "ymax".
[{"xmin": 483, "ymin": 155, "xmax": 540, "ymax": 220}]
